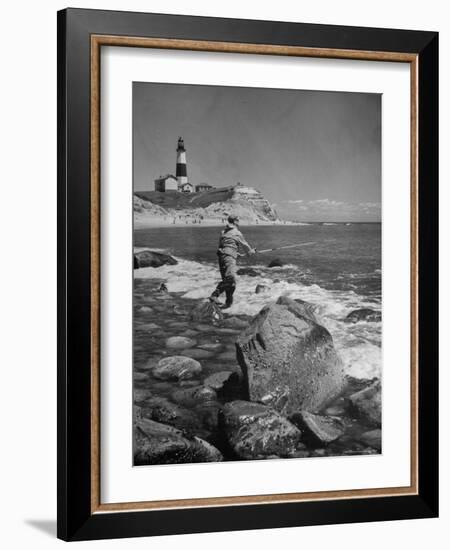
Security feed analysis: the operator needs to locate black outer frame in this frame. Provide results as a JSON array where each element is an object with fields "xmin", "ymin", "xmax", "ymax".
[{"xmin": 57, "ymin": 8, "xmax": 438, "ymax": 542}]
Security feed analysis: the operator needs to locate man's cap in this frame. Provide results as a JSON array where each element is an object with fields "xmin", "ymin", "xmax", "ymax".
[{"xmin": 227, "ymin": 215, "xmax": 239, "ymax": 224}]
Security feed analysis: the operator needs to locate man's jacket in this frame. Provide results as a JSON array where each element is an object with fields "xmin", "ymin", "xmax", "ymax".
[{"xmin": 217, "ymin": 225, "xmax": 252, "ymax": 259}]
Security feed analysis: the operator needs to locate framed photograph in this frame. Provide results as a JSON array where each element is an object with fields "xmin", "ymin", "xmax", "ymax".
[{"xmin": 57, "ymin": 8, "xmax": 438, "ymax": 541}]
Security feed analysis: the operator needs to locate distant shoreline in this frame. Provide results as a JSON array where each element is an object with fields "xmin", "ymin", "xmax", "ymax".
[{"xmin": 134, "ymin": 217, "xmax": 381, "ymax": 229}]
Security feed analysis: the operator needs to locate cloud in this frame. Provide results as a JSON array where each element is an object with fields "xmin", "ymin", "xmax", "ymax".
[{"xmin": 278, "ymin": 198, "xmax": 381, "ymax": 221}]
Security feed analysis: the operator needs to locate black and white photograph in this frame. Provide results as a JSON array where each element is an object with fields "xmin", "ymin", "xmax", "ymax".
[{"xmin": 132, "ymin": 82, "xmax": 382, "ymax": 466}]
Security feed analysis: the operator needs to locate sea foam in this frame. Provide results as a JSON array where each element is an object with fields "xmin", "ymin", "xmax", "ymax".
[{"xmin": 135, "ymin": 257, "xmax": 381, "ymax": 380}]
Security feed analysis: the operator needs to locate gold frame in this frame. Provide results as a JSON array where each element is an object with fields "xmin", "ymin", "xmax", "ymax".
[{"xmin": 90, "ymin": 35, "xmax": 419, "ymax": 514}]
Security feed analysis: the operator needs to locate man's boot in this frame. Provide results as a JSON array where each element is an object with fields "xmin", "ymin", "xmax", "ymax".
[
  {"xmin": 221, "ymin": 286, "xmax": 235, "ymax": 309},
  {"xmin": 209, "ymin": 288, "xmax": 222, "ymax": 304}
]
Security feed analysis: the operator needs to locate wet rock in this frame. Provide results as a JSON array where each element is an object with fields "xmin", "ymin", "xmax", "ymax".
[
  {"xmin": 165, "ymin": 336, "xmax": 197, "ymax": 350},
  {"xmin": 134, "ymin": 250, "xmax": 178, "ymax": 269},
  {"xmin": 220, "ymin": 401, "xmax": 302, "ymax": 459},
  {"xmin": 290, "ymin": 411, "xmax": 345, "ymax": 445},
  {"xmin": 268, "ymin": 258, "xmax": 283, "ymax": 268},
  {"xmin": 323, "ymin": 405, "xmax": 346, "ymax": 416},
  {"xmin": 153, "ymin": 356, "xmax": 202, "ymax": 380},
  {"xmin": 198, "ymin": 342, "xmax": 223, "ymax": 352},
  {"xmin": 214, "ymin": 327, "xmax": 241, "ymax": 335},
  {"xmin": 359, "ymin": 429, "xmax": 382, "ymax": 451},
  {"xmin": 133, "ymin": 372, "xmax": 148, "ymax": 382},
  {"xmin": 138, "ymin": 306, "xmax": 153, "ymax": 313},
  {"xmin": 344, "ymin": 308, "xmax": 381, "ymax": 323},
  {"xmin": 189, "ymin": 300, "xmax": 223, "ymax": 325},
  {"xmin": 221, "ymin": 316, "xmax": 249, "ymax": 329},
  {"xmin": 134, "ymin": 418, "xmax": 222, "ymax": 465},
  {"xmin": 236, "ymin": 296, "xmax": 345, "ymax": 415},
  {"xmin": 255, "ymin": 284, "xmax": 269, "ymax": 294},
  {"xmin": 204, "ymin": 371, "xmax": 238, "ymax": 391},
  {"xmin": 237, "ymin": 267, "xmax": 259, "ymax": 277},
  {"xmin": 171, "ymin": 385, "xmax": 217, "ymax": 407},
  {"xmin": 347, "ymin": 379, "xmax": 381, "ymax": 427},
  {"xmin": 134, "ymin": 388, "xmax": 153, "ymax": 403},
  {"xmin": 142, "ymin": 396, "xmax": 203, "ymax": 434},
  {"xmin": 140, "ymin": 322, "xmax": 160, "ymax": 331},
  {"xmin": 195, "ymin": 323, "xmax": 216, "ymax": 332}
]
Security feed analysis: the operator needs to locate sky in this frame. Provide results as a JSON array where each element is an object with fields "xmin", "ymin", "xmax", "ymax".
[{"xmin": 133, "ymin": 82, "xmax": 381, "ymax": 222}]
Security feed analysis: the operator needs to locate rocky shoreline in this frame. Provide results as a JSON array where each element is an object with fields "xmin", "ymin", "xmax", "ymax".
[{"xmin": 133, "ymin": 252, "xmax": 382, "ymax": 465}]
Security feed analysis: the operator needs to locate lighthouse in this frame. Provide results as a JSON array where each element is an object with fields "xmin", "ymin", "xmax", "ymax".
[{"xmin": 176, "ymin": 137, "xmax": 188, "ymax": 188}]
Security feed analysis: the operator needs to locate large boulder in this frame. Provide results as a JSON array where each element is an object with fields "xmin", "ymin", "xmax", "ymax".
[
  {"xmin": 347, "ymin": 379, "xmax": 381, "ymax": 427},
  {"xmin": 345, "ymin": 308, "xmax": 381, "ymax": 323},
  {"xmin": 220, "ymin": 400, "xmax": 302, "ymax": 459},
  {"xmin": 236, "ymin": 296, "xmax": 345, "ymax": 415},
  {"xmin": 134, "ymin": 418, "xmax": 223, "ymax": 465},
  {"xmin": 134, "ymin": 249, "xmax": 178, "ymax": 269}
]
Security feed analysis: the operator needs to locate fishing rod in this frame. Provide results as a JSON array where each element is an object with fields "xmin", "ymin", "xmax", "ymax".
[{"xmin": 255, "ymin": 241, "xmax": 316, "ymax": 254}]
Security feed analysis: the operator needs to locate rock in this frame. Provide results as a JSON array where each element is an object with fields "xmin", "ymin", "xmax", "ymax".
[
  {"xmin": 220, "ymin": 401, "xmax": 302, "ymax": 459},
  {"xmin": 140, "ymin": 322, "xmax": 160, "ymax": 331},
  {"xmin": 221, "ymin": 316, "xmax": 249, "ymax": 329},
  {"xmin": 134, "ymin": 388, "xmax": 153, "ymax": 403},
  {"xmin": 157, "ymin": 282, "xmax": 168, "ymax": 293},
  {"xmin": 345, "ymin": 308, "xmax": 381, "ymax": 323},
  {"xmin": 255, "ymin": 284, "xmax": 269, "ymax": 294},
  {"xmin": 134, "ymin": 250, "xmax": 178, "ymax": 269},
  {"xmin": 359, "ymin": 429, "xmax": 382, "ymax": 451},
  {"xmin": 165, "ymin": 336, "xmax": 197, "ymax": 350},
  {"xmin": 138, "ymin": 306, "xmax": 153, "ymax": 313},
  {"xmin": 133, "ymin": 372, "xmax": 148, "ymax": 382},
  {"xmin": 189, "ymin": 300, "xmax": 223, "ymax": 324},
  {"xmin": 289, "ymin": 297, "xmax": 318, "ymax": 323},
  {"xmin": 153, "ymin": 356, "xmax": 202, "ymax": 380},
  {"xmin": 204, "ymin": 371, "xmax": 238, "ymax": 391},
  {"xmin": 236, "ymin": 296, "xmax": 345, "ymax": 415},
  {"xmin": 323, "ymin": 405, "xmax": 346, "ymax": 416},
  {"xmin": 171, "ymin": 385, "xmax": 217, "ymax": 407},
  {"xmin": 347, "ymin": 379, "xmax": 381, "ymax": 427},
  {"xmin": 268, "ymin": 258, "xmax": 283, "ymax": 268},
  {"xmin": 290, "ymin": 411, "xmax": 344, "ymax": 445},
  {"xmin": 142, "ymin": 396, "xmax": 203, "ymax": 434},
  {"xmin": 134, "ymin": 418, "xmax": 222, "ymax": 465},
  {"xmin": 198, "ymin": 342, "xmax": 223, "ymax": 352},
  {"xmin": 237, "ymin": 267, "xmax": 259, "ymax": 277}
]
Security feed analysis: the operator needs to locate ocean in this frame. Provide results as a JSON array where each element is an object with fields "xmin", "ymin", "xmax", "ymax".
[{"xmin": 134, "ymin": 223, "xmax": 381, "ymax": 380}]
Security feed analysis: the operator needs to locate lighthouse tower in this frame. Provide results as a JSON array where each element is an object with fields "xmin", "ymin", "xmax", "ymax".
[{"xmin": 176, "ymin": 137, "xmax": 188, "ymax": 187}]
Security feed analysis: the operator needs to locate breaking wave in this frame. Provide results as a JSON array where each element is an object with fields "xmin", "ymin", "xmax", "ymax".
[{"xmin": 135, "ymin": 256, "xmax": 381, "ymax": 380}]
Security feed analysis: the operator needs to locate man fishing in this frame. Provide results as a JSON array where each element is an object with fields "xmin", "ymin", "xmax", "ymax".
[{"xmin": 209, "ymin": 215, "xmax": 256, "ymax": 309}]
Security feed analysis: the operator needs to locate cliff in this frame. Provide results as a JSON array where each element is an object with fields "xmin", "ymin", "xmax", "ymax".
[{"xmin": 134, "ymin": 185, "xmax": 280, "ymax": 226}]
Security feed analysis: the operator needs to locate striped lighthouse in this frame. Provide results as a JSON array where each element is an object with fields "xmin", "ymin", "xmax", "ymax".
[{"xmin": 176, "ymin": 137, "xmax": 188, "ymax": 187}]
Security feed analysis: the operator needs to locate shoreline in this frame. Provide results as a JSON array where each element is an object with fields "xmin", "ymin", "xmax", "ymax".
[{"xmin": 135, "ymin": 218, "xmax": 332, "ymax": 229}]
